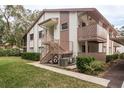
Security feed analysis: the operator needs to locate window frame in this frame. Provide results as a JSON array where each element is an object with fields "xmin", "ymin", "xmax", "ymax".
[
  {"xmin": 82, "ymin": 22, "xmax": 86, "ymax": 27},
  {"xmin": 30, "ymin": 34, "xmax": 34, "ymax": 40},
  {"xmin": 61, "ymin": 22, "xmax": 68, "ymax": 31},
  {"xmin": 39, "ymin": 31, "xmax": 42, "ymax": 39},
  {"xmin": 29, "ymin": 47, "xmax": 34, "ymax": 52}
]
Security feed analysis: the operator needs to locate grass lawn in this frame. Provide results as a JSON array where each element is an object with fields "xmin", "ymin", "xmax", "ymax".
[{"xmin": 0, "ymin": 57, "xmax": 104, "ymax": 88}]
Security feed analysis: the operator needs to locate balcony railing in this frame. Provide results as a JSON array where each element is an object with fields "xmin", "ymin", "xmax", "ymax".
[
  {"xmin": 42, "ymin": 39, "xmax": 73, "ymax": 54},
  {"xmin": 77, "ymin": 24, "xmax": 107, "ymax": 42},
  {"xmin": 78, "ymin": 52, "xmax": 106, "ymax": 61}
]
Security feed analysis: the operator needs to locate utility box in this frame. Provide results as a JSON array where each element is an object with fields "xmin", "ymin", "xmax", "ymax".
[{"xmin": 59, "ymin": 58, "xmax": 69, "ymax": 67}]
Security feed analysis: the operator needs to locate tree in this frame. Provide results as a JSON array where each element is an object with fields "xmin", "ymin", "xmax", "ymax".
[
  {"xmin": 0, "ymin": 15, "xmax": 5, "ymax": 44},
  {"xmin": 0, "ymin": 5, "xmax": 41, "ymax": 48}
]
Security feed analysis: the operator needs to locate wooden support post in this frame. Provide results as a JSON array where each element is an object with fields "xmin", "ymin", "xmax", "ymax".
[{"xmin": 85, "ymin": 40, "xmax": 88, "ymax": 54}]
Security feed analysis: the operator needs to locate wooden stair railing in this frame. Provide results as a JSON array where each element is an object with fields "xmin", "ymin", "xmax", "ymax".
[
  {"xmin": 40, "ymin": 51, "xmax": 53, "ymax": 63},
  {"xmin": 40, "ymin": 41, "xmax": 65, "ymax": 64}
]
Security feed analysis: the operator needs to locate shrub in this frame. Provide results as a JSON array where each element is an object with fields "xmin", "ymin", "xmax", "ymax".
[
  {"xmin": 106, "ymin": 54, "xmax": 119, "ymax": 62},
  {"xmin": 0, "ymin": 48, "xmax": 5, "ymax": 56},
  {"xmin": 76, "ymin": 56, "xmax": 94, "ymax": 72},
  {"xmin": 120, "ymin": 53, "xmax": 124, "ymax": 59},
  {"xmin": 113, "ymin": 54, "xmax": 119, "ymax": 60},
  {"xmin": 106, "ymin": 55, "xmax": 112, "ymax": 62},
  {"xmin": 76, "ymin": 56, "xmax": 105, "ymax": 75},
  {"xmin": 0, "ymin": 48, "xmax": 21, "ymax": 56},
  {"xmin": 21, "ymin": 52, "xmax": 40, "ymax": 61},
  {"xmin": 86, "ymin": 61, "xmax": 105, "ymax": 75}
]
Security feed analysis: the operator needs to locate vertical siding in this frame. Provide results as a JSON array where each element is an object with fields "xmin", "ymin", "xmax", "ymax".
[{"xmin": 60, "ymin": 12, "xmax": 69, "ymax": 51}]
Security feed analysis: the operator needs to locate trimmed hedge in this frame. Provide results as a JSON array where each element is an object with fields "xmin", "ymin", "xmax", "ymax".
[
  {"xmin": 21, "ymin": 52, "xmax": 40, "ymax": 61},
  {"xmin": 76, "ymin": 56, "xmax": 105, "ymax": 75},
  {"xmin": 0, "ymin": 48, "xmax": 21, "ymax": 56},
  {"xmin": 106, "ymin": 54, "xmax": 119, "ymax": 62}
]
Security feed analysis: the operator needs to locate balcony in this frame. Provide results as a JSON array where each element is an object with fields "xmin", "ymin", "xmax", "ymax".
[
  {"xmin": 77, "ymin": 24, "xmax": 107, "ymax": 42},
  {"xmin": 110, "ymin": 36, "xmax": 124, "ymax": 45}
]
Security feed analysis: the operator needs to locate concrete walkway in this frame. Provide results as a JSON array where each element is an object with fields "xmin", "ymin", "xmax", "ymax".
[{"xmin": 28, "ymin": 62, "xmax": 110, "ymax": 87}]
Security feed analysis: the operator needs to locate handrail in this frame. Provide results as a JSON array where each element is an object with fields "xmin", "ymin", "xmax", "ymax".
[
  {"xmin": 78, "ymin": 24, "xmax": 107, "ymax": 41},
  {"xmin": 40, "ymin": 50, "xmax": 51, "ymax": 62}
]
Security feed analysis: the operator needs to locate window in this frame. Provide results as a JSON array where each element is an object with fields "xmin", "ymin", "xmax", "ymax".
[
  {"xmin": 38, "ymin": 47, "xmax": 41, "ymax": 53},
  {"xmin": 103, "ymin": 46, "xmax": 106, "ymax": 53},
  {"xmin": 30, "ymin": 47, "xmax": 34, "ymax": 52},
  {"xmin": 30, "ymin": 34, "xmax": 34, "ymax": 40},
  {"xmin": 61, "ymin": 23, "xmax": 68, "ymax": 30},
  {"xmin": 109, "ymin": 47, "xmax": 112, "ymax": 54},
  {"xmin": 82, "ymin": 22, "xmax": 86, "ymax": 27},
  {"xmin": 39, "ymin": 31, "xmax": 42, "ymax": 38}
]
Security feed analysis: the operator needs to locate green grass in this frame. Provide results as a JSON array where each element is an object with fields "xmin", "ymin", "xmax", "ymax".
[{"xmin": 0, "ymin": 57, "xmax": 104, "ymax": 88}]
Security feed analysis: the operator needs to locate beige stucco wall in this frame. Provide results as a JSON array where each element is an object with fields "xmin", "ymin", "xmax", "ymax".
[
  {"xmin": 43, "ymin": 12, "xmax": 60, "ymax": 40},
  {"xmin": 26, "ymin": 11, "xmax": 121, "ymax": 55},
  {"xmin": 27, "ymin": 12, "xmax": 60, "ymax": 53},
  {"xmin": 118, "ymin": 45, "xmax": 124, "ymax": 53},
  {"xmin": 69, "ymin": 12, "xmax": 78, "ymax": 56},
  {"xmin": 27, "ymin": 22, "xmax": 43, "ymax": 52}
]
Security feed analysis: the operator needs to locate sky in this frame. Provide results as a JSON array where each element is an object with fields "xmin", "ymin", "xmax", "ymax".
[
  {"xmin": 1, "ymin": 0, "xmax": 124, "ymax": 29},
  {"xmin": 24, "ymin": 5, "xmax": 124, "ymax": 29},
  {"xmin": 1, "ymin": 0, "xmax": 123, "ymax": 28}
]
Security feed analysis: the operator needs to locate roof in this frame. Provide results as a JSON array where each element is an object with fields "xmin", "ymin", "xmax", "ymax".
[
  {"xmin": 23, "ymin": 8, "xmax": 117, "ymax": 38},
  {"xmin": 43, "ymin": 8, "xmax": 95, "ymax": 12}
]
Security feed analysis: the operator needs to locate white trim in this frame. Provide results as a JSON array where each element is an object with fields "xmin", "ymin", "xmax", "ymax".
[
  {"xmin": 69, "ymin": 12, "xmax": 78, "ymax": 56},
  {"xmin": 121, "ymin": 81, "xmax": 124, "ymax": 88}
]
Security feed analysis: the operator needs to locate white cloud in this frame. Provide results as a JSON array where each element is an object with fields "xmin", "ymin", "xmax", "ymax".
[{"xmin": 95, "ymin": 5, "xmax": 124, "ymax": 27}]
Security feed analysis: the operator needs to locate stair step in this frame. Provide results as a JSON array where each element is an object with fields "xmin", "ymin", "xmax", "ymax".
[{"xmin": 40, "ymin": 41, "xmax": 72, "ymax": 64}]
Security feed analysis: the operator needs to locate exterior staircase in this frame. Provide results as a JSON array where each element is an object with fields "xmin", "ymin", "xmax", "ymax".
[{"xmin": 40, "ymin": 41, "xmax": 66, "ymax": 64}]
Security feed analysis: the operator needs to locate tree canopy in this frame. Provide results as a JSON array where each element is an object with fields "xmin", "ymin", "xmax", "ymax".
[{"xmin": 0, "ymin": 5, "xmax": 40, "ymax": 48}]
